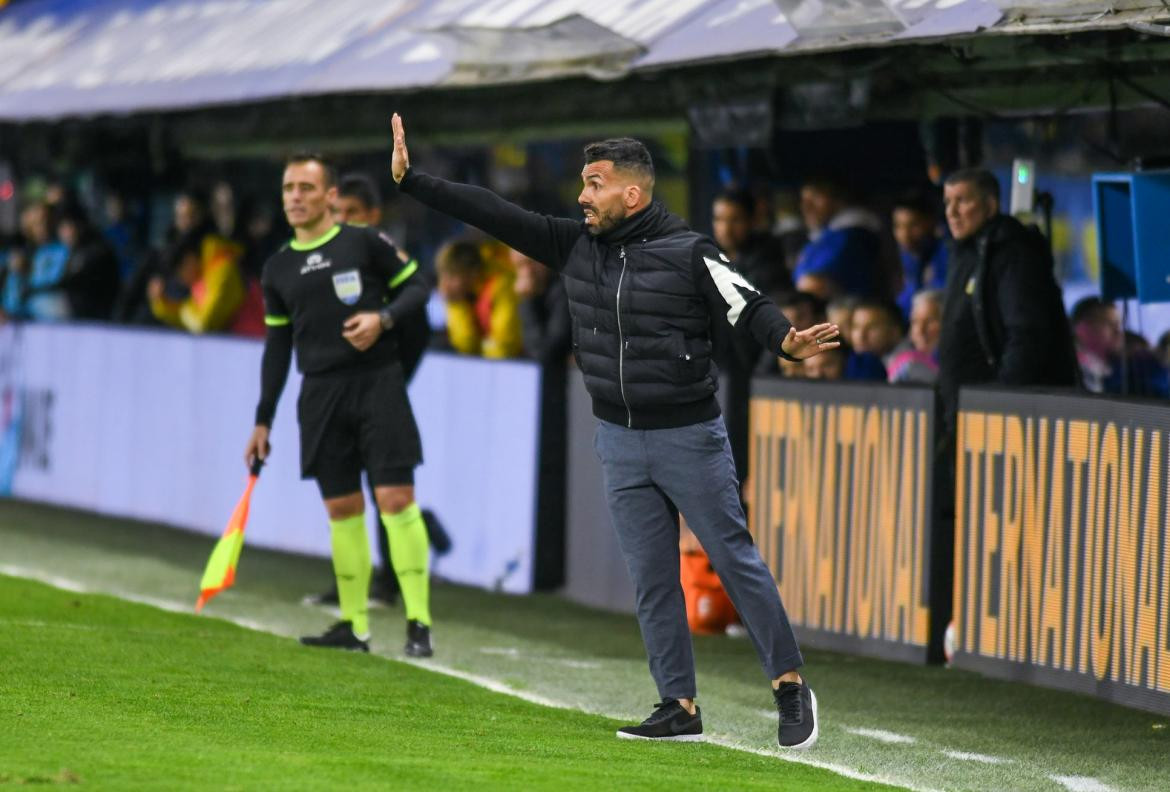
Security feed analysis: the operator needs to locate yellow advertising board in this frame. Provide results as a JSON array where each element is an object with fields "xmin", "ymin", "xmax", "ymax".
[
  {"xmin": 748, "ymin": 379, "xmax": 937, "ymax": 662},
  {"xmin": 953, "ymin": 388, "xmax": 1170, "ymax": 715}
]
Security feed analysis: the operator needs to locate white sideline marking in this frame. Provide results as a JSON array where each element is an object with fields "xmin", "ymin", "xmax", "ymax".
[
  {"xmin": 480, "ymin": 647, "xmax": 521, "ymax": 656},
  {"xmin": 401, "ymin": 658, "xmax": 566, "ymax": 709},
  {"xmin": 844, "ymin": 727, "xmax": 917, "ymax": 745},
  {"xmin": 1049, "ymin": 776, "xmax": 1115, "ymax": 792},
  {"xmin": 2, "ymin": 565, "xmax": 937, "ymax": 792},
  {"xmin": 479, "ymin": 646, "xmax": 601, "ymax": 670},
  {"xmin": 557, "ymin": 659, "xmax": 602, "ymax": 670},
  {"xmin": 942, "ymin": 750, "xmax": 1012, "ymax": 764}
]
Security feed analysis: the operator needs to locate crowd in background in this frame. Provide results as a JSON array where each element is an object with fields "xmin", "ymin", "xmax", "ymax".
[{"xmin": 0, "ymin": 166, "xmax": 1168, "ymax": 401}]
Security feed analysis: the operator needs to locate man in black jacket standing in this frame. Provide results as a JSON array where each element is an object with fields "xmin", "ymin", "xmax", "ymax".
[
  {"xmin": 391, "ymin": 114, "xmax": 838, "ymax": 749},
  {"xmin": 938, "ymin": 169, "xmax": 1079, "ymax": 434},
  {"xmin": 932, "ymin": 169, "xmax": 1079, "ymax": 663}
]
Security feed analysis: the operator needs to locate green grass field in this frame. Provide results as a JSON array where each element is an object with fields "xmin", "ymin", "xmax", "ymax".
[{"xmin": 2, "ymin": 500, "xmax": 1168, "ymax": 791}]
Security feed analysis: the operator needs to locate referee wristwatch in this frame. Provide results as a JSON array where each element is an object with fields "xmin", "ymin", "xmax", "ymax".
[{"xmin": 378, "ymin": 306, "xmax": 395, "ymax": 332}]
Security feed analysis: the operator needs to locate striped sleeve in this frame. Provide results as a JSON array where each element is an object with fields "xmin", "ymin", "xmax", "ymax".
[{"xmin": 692, "ymin": 239, "xmax": 795, "ymax": 359}]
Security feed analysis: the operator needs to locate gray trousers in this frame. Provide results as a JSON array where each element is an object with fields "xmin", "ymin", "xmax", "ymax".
[{"xmin": 595, "ymin": 416, "xmax": 803, "ymax": 700}]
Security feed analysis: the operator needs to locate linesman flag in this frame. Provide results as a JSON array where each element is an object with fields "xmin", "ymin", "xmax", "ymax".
[{"xmin": 195, "ymin": 459, "xmax": 263, "ymax": 612}]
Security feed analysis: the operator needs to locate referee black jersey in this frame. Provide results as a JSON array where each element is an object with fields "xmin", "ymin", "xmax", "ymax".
[{"xmin": 254, "ymin": 223, "xmax": 429, "ymax": 427}]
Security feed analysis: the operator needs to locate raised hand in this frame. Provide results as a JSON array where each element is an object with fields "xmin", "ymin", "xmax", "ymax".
[
  {"xmin": 780, "ymin": 323, "xmax": 841, "ymax": 361},
  {"xmin": 391, "ymin": 113, "xmax": 410, "ymax": 184}
]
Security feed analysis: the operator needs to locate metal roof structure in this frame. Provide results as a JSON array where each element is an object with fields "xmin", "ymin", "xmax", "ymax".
[{"xmin": 1, "ymin": 1, "xmax": 1168, "ymax": 120}]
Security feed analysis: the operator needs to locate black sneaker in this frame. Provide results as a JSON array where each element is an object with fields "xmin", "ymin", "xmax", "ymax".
[
  {"xmin": 616, "ymin": 700, "xmax": 703, "ymax": 742},
  {"xmin": 405, "ymin": 619, "xmax": 433, "ymax": 658},
  {"xmin": 774, "ymin": 680, "xmax": 818, "ymax": 749},
  {"xmin": 301, "ymin": 585, "xmax": 339, "ymax": 607},
  {"xmin": 300, "ymin": 621, "xmax": 369, "ymax": 652}
]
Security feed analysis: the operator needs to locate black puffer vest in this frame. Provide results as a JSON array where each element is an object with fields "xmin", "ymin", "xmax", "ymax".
[{"xmin": 562, "ymin": 202, "xmax": 718, "ymax": 429}]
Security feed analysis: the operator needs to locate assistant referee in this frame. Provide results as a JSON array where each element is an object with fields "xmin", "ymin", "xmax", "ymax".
[{"xmin": 244, "ymin": 153, "xmax": 434, "ymax": 657}]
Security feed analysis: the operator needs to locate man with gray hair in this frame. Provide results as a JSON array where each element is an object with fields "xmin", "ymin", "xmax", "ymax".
[
  {"xmin": 391, "ymin": 114, "xmax": 839, "ymax": 750},
  {"xmin": 887, "ymin": 289, "xmax": 942, "ymax": 385}
]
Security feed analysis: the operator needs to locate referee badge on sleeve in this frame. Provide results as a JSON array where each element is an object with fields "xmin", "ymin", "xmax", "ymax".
[{"xmin": 332, "ymin": 270, "xmax": 363, "ymax": 305}]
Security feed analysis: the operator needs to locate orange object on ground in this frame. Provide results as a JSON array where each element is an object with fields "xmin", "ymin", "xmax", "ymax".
[{"xmin": 680, "ymin": 549, "xmax": 738, "ymax": 634}]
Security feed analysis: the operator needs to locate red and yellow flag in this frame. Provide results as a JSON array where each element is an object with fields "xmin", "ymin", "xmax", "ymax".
[{"xmin": 195, "ymin": 460, "xmax": 262, "ymax": 612}]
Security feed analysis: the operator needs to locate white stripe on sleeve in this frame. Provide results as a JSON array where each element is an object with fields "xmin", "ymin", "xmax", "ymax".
[{"xmin": 703, "ymin": 255, "xmax": 760, "ymax": 326}]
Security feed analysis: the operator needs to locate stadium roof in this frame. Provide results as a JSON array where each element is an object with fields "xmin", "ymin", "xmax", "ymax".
[{"xmin": 0, "ymin": 0, "xmax": 1168, "ymax": 120}]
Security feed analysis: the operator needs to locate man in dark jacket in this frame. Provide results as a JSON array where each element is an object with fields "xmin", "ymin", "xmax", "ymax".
[
  {"xmin": 392, "ymin": 114, "xmax": 838, "ymax": 750},
  {"xmin": 932, "ymin": 169, "xmax": 1079, "ymax": 662},
  {"xmin": 938, "ymin": 169, "xmax": 1079, "ymax": 433}
]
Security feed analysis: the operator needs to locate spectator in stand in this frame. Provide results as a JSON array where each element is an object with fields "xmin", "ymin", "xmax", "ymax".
[
  {"xmin": 1072, "ymin": 297, "xmax": 1168, "ymax": 398},
  {"xmin": 778, "ymin": 290, "xmax": 826, "ymax": 330},
  {"xmin": 850, "ymin": 297, "xmax": 916, "ymax": 381},
  {"xmin": 1158, "ymin": 331, "xmax": 1170, "ymax": 372},
  {"xmin": 21, "ymin": 202, "xmax": 71, "ymax": 321},
  {"xmin": 803, "ymin": 344, "xmax": 847, "ymax": 381},
  {"xmin": 888, "ymin": 289, "xmax": 942, "ymax": 384},
  {"xmin": 792, "ymin": 179, "xmax": 883, "ymax": 300},
  {"xmin": 0, "ymin": 241, "xmax": 28, "ymax": 320},
  {"xmin": 826, "ymin": 296, "xmax": 857, "ymax": 346},
  {"xmin": 435, "ymin": 239, "xmax": 523, "ymax": 359},
  {"xmin": 513, "ymin": 248, "xmax": 570, "ymax": 364},
  {"xmin": 147, "ymin": 228, "xmax": 244, "ymax": 334},
  {"xmin": 58, "ymin": 205, "xmax": 120, "ymax": 320},
  {"xmin": 711, "ymin": 188, "xmax": 792, "ymax": 296},
  {"xmin": 850, "ymin": 298, "xmax": 905, "ymax": 362},
  {"xmin": 892, "ymin": 189, "xmax": 948, "ymax": 321},
  {"xmin": 1071, "ymin": 296, "xmax": 1122, "ymax": 393},
  {"xmin": 116, "ymin": 188, "xmax": 214, "ymax": 325},
  {"xmin": 757, "ymin": 291, "xmax": 826, "ymax": 378},
  {"xmin": 770, "ymin": 191, "xmax": 809, "ymax": 277},
  {"xmin": 102, "ymin": 192, "xmax": 139, "ymax": 283},
  {"xmin": 173, "ymin": 188, "xmax": 212, "ymax": 240},
  {"xmin": 211, "ymin": 181, "xmax": 237, "ymax": 239}
]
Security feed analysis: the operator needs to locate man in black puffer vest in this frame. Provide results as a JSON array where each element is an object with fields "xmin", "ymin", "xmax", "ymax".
[{"xmin": 392, "ymin": 116, "xmax": 840, "ymax": 750}]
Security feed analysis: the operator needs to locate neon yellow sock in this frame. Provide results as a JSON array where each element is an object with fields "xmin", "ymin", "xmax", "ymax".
[
  {"xmin": 329, "ymin": 513, "xmax": 371, "ymax": 637},
  {"xmin": 382, "ymin": 504, "xmax": 431, "ymax": 626}
]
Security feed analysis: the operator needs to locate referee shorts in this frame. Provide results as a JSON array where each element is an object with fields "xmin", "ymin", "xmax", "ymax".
[{"xmin": 297, "ymin": 363, "xmax": 422, "ymax": 499}]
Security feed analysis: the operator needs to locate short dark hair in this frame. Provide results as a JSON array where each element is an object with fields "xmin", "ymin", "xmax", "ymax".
[
  {"xmin": 853, "ymin": 297, "xmax": 906, "ymax": 331},
  {"xmin": 892, "ymin": 188, "xmax": 940, "ymax": 219},
  {"xmin": 583, "ymin": 138, "xmax": 655, "ymax": 189},
  {"xmin": 435, "ymin": 240, "xmax": 483, "ymax": 276},
  {"xmin": 1070, "ymin": 295, "xmax": 1113, "ymax": 325},
  {"xmin": 713, "ymin": 188, "xmax": 755, "ymax": 218},
  {"xmin": 801, "ymin": 178, "xmax": 848, "ymax": 203},
  {"xmin": 778, "ymin": 290, "xmax": 827, "ymax": 318},
  {"xmin": 338, "ymin": 173, "xmax": 381, "ymax": 211},
  {"xmin": 285, "ymin": 151, "xmax": 338, "ymax": 187},
  {"xmin": 944, "ymin": 168, "xmax": 1000, "ymax": 204}
]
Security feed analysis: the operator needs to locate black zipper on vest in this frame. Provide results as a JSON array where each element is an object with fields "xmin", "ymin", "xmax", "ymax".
[{"xmin": 616, "ymin": 244, "xmax": 632, "ymax": 428}]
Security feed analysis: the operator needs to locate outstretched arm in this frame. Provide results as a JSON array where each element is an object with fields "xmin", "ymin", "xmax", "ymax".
[
  {"xmin": 391, "ymin": 114, "xmax": 579, "ymax": 271},
  {"xmin": 693, "ymin": 241, "xmax": 839, "ymax": 361}
]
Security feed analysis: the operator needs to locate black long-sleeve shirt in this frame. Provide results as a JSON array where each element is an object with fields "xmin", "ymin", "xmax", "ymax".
[
  {"xmin": 254, "ymin": 223, "xmax": 428, "ymax": 427},
  {"xmin": 399, "ymin": 170, "xmax": 796, "ymax": 361}
]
